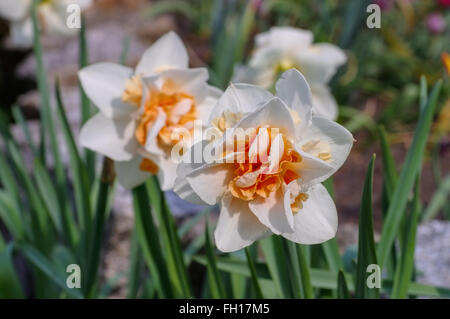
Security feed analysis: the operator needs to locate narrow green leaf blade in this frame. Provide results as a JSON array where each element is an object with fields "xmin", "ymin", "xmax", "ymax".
[
  {"xmin": 377, "ymin": 81, "xmax": 442, "ymax": 268},
  {"xmin": 355, "ymin": 155, "xmax": 379, "ymax": 298}
]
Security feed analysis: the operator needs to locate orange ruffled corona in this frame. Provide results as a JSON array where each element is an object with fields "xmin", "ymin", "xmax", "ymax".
[
  {"xmin": 122, "ymin": 77, "xmax": 197, "ymax": 173},
  {"xmin": 227, "ymin": 127, "xmax": 308, "ymax": 213}
]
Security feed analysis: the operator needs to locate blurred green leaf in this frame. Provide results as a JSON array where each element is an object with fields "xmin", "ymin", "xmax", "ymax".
[
  {"xmin": 204, "ymin": 221, "xmax": 226, "ymax": 298},
  {"xmin": 133, "ymin": 184, "xmax": 173, "ymax": 298},
  {"xmin": 0, "ymin": 244, "xmax": 24, "ymax": 298},
  {"xmin": 355, "ymin": 155, "xmax": 379, "ymax": 298},
  {"xmin": 0, "ymin": 191, "xmax": 24, "ymax": 240},
  {"xmin": 245, "ymin": 247, "xmax": 263, "ymax": 298},
  {"xmin": 260, "ymin": 236, "xmax": 292, "ymax": 298},
  {"xmin": 19, "ymin": 243, "xmax": 82, "ymax": 298},
  {"xmin": 377, "ymin": 81, "xmax": 442, "ymax": 268},
  {"xmin": 194, "ymin": 256, "xmax": 450, "ymax": 298},
  {"xmin": 337, "ymin": 270, "xmax": 350, "ymax": 299},
  {"xmin": 78, "ymin": 17, "xmax": 96, "ymax": 182},
  {"xmin": 423, "ymin": 175, "xmax": 450, "ymax": 221},
  {"xmin": 11, "ymin": 105, "xmax": 37, "ymax": 156},
  {"xmin": 392, "ymin": 178, "xmax": 421, "ymax": 298}
]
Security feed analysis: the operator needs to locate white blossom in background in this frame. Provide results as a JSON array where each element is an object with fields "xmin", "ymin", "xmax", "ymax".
[
  {"xmin": 233, "ymin": 27, "xmax": 347, "ymax": 120},
  {"xmin": 0, "ymin": 0, "xmax": 92, "ymax": 47},
  {"xmin": 79, "ymin": 31, "xmax": 221, "ymax": 190},
  {"xmin": 175, "ymin": 69, "xmax": 354, "ymax": 252}
]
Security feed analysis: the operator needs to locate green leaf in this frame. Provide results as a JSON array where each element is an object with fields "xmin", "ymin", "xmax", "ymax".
[
  {"xmin": 355, "ymin": 155, "xmax": 379, "ymax": 298},
  {"xmin": 260, "ymin": 236, "xmax": 292, "ymax": 298},
  {"xmin": 145, "ymin": 177, "xmax": 191, "ymax": 297},
  {"xmin": 11, "ymin": 105, "xmax": 37, "ymax": 156},
  {"xmin": 245, "ymin": 247, "xmax": 263, "ymax": 298},
  {"xmin": 377, "ymin": 81, "xmax": 442, "ymax": 268},
  {"xmin": 6, "ymin": 141, "xmax": 52, "ymax": 250},
  {"xmin": 85, "ymin": 159, "xmax": 113, "ymax": 297},
  {"xmin": 19, "ymin": 243, "xmax": 82, "ymax": 298},
  {"xmin": 377, "ymin": 125, "xmax": 398, "ymax": 197},
  {"xmin": 0, "ymin": 244, "xmax": 24, "ymax": 298},
  {"xmin": 31, "ymin": 2, "xmax": 66, "ymax": 192},
  {"xmin": 132, "ymin": 184, "xmax": 173, "ymax": 298},
  {"xmin": 0, "ymin": 191, "xmax": 24, "ymax": 240},
  {"xmin": 419, "ymin": 76, "xmax": 428, "ymax": 113},
  {"xmin": 288, "ymin": 242, "xmax": 314, "ymax": 299},
  {"xmin": 337, "ymin": 270, "xmax": 350, "ymax": 299},
  {"xmin": 423, "ymin": 175, "xmax": 450, "ymax": 221},
  {"xmin": 55, "ymin": 80, "xmax": 91, "ymax": 233},
  {"xmin": 127, "ymin": 226, "xmax": 145, "ymax": 299},
  {"xmin": 322, "ymin": 178, "xmax": 344, "ymax": 272},
  {"xmin": 183, "ymin": 233, "xmax": 205, "ymax": 266},
  {"xmin": 34, "ymin": 159, "xmax": 62, "ymax": 233},
  {"xmin": 392, "ymin": 178, "xmax": 421, "ymax": 298},
  {"xmin": 78, "ymin": 17, "xmax": 96, "ymax": 182},
  {"xmin": 204, "ymin": 221, "xmax": 226, "ymax": 298},
  {"xmin": 145, "ymin": 0, "xmax": 196, "ymax": 20},
  {"xmin": 194, "ymin": 256, "xmax": 450, "ymax": 298},
  {"xmin": 178, "ymin": 208, "xmax": 210, "ymax": 238}
]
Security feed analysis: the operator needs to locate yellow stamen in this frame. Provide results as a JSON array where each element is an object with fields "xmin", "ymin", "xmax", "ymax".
[{"xmin": 122, "ymin": 75, "xmax": 143, "ymax": 107}]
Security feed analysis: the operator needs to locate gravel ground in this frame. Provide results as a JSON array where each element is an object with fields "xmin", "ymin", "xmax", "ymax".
[{"xmin": 415, "ymin": 220, "xmax": 450, "ymax": 289}]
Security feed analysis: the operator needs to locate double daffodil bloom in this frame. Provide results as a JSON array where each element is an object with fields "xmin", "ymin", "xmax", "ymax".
[
  {"xmin": 233, "ymin": 27, "xmax": 346, "ymax": 120},
  {"xmin": 79, "ymin": 31, "xmax": 221, "ymax": 190},
  {"xmin": 175, "ymin": 69, "xmax": 353, "ymax": 252},
  {"xmin": 0, "ymin": 0, "xmax": 92, "ymax": 47}
]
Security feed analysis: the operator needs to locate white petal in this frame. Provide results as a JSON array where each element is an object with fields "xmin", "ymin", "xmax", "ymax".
[
  {"xmin": 267, "ymin": 133, "xmax": 284, "ymax": 173},
  {"xmin": 296, "ymin": 43, "xmax": 347, "ymax": 84},
  {"xmin": 215, "ymin": 194, "xmax": 270, "ymax": 252},
  {"xmin": 173, "ymin": 146, "xmax": 211, "ymax": 204},
  {"xmin": 255, "ymin": 27, "xmax": 313, "ymax": 52},
  {"xmin": 300, "ymin": 117, "xmax": 353, "ymax": 176},
  {"xmin": 235, "ymin": 97, "xmax": 296, "ymax": 141},
  {"xmin": 0, "ymin": 0, "xmax": 31, "ymax": 21},
  {"xmin": 294, "ymin": 150, "xmax": 335, "ymax": 186},
  {"xmin": 232, "ymin": 64, "xmax": 275, "ymax": 89},
  {"xmin": 135, "ymin": 31, "xmax": 188, "ymax": 76},
  {"xmin": 115, "ymin": 155, "xmax": 151, "ymax": 189},
  {"xmin": 248, "ymin": 128, "xmax": 270, "ymax": 163},
  {"xmin": 173, "ymin": 176, "xmax": 207, "ymax": 205},
  {"xmin": 275, "ymin": 68, "xmax": 313, "ymax": 133},
  {"xmin": 158, "ymin": 68, "xmax": 208, "ymax": 93},
  {"xmin": 249, "ymin": 189, "xmax": 294, "ymax": 234},
  {"xmin": 153, "ymin": 155, "xmax": 179, "ymax": 191},
  {"xmin": 186, "ymin": 163, "xmax": 234, "ymax": 205},
  {"xmin": 144, "ymin": 107, "xmax": 166, "ymax": 156},
  {"xmin": 311, "ymin": 84, "xmax": 338, "ymax": 121},
  {"xmin": 79, "ymin": 113, "xmax": 138, "ymax": 161},
  {"xmin": 78, "ymin": 63, "xmax": 136, "ymax": 118},
  {"xmin": 282, "ymin": 183, "xmax": 337, "ymax": 244},
  {"xmin": 249, "ymin": 46, "xmax": 283, "ymax": 69},
  {"xmin": 208, "ymin": 83, "xmax": 273, "ymax": 125},
  {"xmin": 195, "ymin": 85, "xmax": 222, "ymax": 123}
]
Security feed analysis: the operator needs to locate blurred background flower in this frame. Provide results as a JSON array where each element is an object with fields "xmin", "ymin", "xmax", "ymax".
[{"xmin": 426, "ymin": 12, "xmax": 445, "ymax": 34}]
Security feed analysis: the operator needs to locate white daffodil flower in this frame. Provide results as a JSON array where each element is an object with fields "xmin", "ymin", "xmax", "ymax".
[
  {"xmin": 233, "ymin": 26, "xmax": 346, "ymax": 121},
  {"xmin": 79, "ymin": 31, "xmax": 221, "ymax": 190},
  {"xmin": 0, "ymin": 0, "xmax": 92, "ymax": 47},
  {"xmin": 175, "ymin": 69, "xmax": 353, "ymax": 252}
]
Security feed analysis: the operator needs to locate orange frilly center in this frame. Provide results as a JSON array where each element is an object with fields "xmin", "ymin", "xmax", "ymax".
[
  {"xmin": 227, "ymin": 127, "xmax": 308, "ymax": 213},
  {"xmin": 122, "ymin": 76, "xmax": 197, "ymax": 173}
]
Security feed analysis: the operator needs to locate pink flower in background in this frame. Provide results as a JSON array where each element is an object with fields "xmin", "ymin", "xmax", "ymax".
[
  {"xmin": 439, "ymin": 0, "xmax": 450, "ymax": 8},
  {"xmin": 426, "ymin": 13, "xmax": 446, "ymax": 34},
  {"xmin": 374, "ymin": 0, "xmax": 393, "ymax": 11}
]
